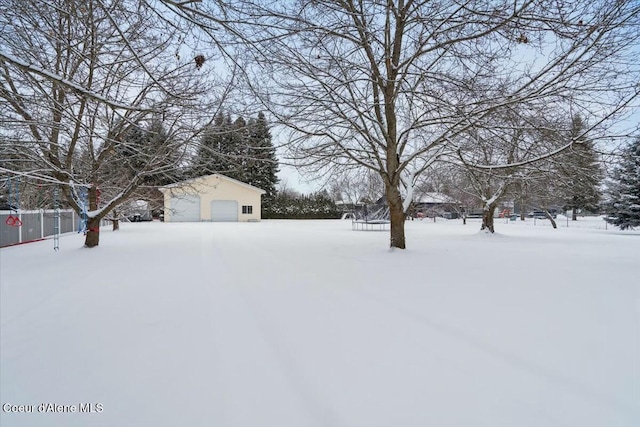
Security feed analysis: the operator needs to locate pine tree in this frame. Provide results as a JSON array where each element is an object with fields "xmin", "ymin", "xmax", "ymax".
[
  {"xmin": 604, "ymin": 138, "xmax": 640, "ymax": 230},
  {"xmin": 553, "ymin": 115, "xmax": 602, "ymax": 220},
  {"xmin": 118, "ymin": 124, "xmax": 148, "ymax": 174},
  {"xmin": 144, "ymin": 118, "xmax": 183, "ymax": 186},
  {"xmin": 228, "ymin": 116, "xmax": 249, "ymax": 182},
  {"xmin": 107, "ymin": 119, "xmax": 182, "ymax": 222},
  {"xmin": 247, "ymin": 112, "xmax": 279, "ymax": 204},
  {"xmin": 194, "ymin": 112, "xmax": 231, "ymax": 177},
  {"xmin": 193, "ymin": 111, "xmax": 279, "ymax": 210},
  {"xmin": 116, "ymin": 119, "xmax": 181, "ymax": 185}
]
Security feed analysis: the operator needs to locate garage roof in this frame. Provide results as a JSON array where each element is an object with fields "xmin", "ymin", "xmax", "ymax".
[{"xmin": 160, "ymin": 173, "xmax": 267, "ymax": 194}]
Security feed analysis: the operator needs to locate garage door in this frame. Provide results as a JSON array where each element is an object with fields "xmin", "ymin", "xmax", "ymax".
[
  {"xmin": 211, "ymin": 200, "xmax": 238, "ymax": 222},
  {"xmin": 169, "ymin": 195, "xmax": 200, "ymax": 222}
]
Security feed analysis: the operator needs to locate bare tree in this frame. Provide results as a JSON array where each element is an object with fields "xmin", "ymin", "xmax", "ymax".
[
  {"xmin": 514, "ymin": 116, "xmax": 604, "ymax": 226},
  {"xmin": 426, "ymin": 110, "xmax": 606, "ymax": 231},
  {"xmin": 454, "ymin": 104, "xmax": 571, "ymax": 232},
  {"xmin": 0, "ymin": 0, "xmax": 221, "ymax": 247},
  {"xmin": 212, "ymin": 0, "xmax": 640, "ymax": 248},
  {"xmin": 4, "ymin": 1, "xmax": 637, "ymax": 249},
  {"xmin": 328, "ymin": 168, "xmax": 385, "ymax": 207}
]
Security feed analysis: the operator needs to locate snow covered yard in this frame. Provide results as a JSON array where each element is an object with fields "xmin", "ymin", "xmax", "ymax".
[{"xmin": 1, "ymin": 219, "xmax": 638, "ymax": 427}]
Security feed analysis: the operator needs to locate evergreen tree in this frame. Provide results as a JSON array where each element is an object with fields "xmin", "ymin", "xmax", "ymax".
[
  {"xmin": 262, "ymin": 190, "xmax": 339, "ymax": 219},
  {"xmin": 115, "ymin": 119, "xmax": 181, "ymax": 185},
  {"xmin": 108, "ymin": 118, "xmax": 182, "ymax": 222},
  {"xmin": 118, "ymin": 124, "xmax": 148, "ymax": 173},
  {"xmin": 193, "ymin": 110, "xmax": 279, "ymax": 212},
  {"xmin": 553, "ymin": 115, "xmax": 602, "ymax": 220},
  {"xmin": 247, "ymin": 112, "xmax": 279, "ymax": 207},
  {"xmin": 229, "ymin": 116, "xmax": 249, "ymax": 182},
  {"xmin": 194, "ymin": 112, "xmax": 233, "ymax": 178},
  {"xmin": 604, "ymin": 138, "xmax": 640, "ymax": 230},
  {"xmin": 144, "ymin": 118, "xmax": 183, "ymax": 186}
]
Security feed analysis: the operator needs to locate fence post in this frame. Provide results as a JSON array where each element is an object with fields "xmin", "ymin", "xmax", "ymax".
[
  {"xmin": 40, "ymin": 210, "xmax": 44, "ymax": 239},
  {"xmin": 53, "ymin": 189, "xmax": 60, "ymax": 251},
  {"xmin": 18, "ymin": 212, "xmax": 22, "ymax": 243}
]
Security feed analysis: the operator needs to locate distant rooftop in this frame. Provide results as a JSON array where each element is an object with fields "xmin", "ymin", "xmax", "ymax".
[{"xmin": 414, "ymin": 192, "xmax": 459, "ymax": 204}]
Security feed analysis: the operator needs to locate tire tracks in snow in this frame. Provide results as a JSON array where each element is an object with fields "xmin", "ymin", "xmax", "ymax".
[
  {"xmin": 340, "ymin": 283, "xmax": 639, "ymax": 424},
  {"xmin": 206, "ymin": 232, "xmax": 344, "ymax": 427}
]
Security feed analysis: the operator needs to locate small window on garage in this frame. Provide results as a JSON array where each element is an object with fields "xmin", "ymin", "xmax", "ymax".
[{"xmin": 242, "ymin": 205, "xmax": 253, "ymax": 214}]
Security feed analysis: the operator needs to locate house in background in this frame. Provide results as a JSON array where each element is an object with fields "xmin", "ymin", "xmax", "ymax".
[
  {"xmin": 368, "ymin": 192, "xmax": 461, "ymax": 219},
  {"xmin": 338, "ymin": 192, "xmax": 463, "ymax": 221},
  {"xmin": 160, "ymin": 174, "xmax": 266, "ymax": 222},
  {"xmin": 411, "ymin": 193, "xmax": 461, "ymax": 219}
]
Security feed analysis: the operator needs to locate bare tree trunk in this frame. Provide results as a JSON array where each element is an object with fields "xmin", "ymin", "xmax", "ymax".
[
  {"xmin": 572, "ymin": 206, "xmax": 577, "ymax": 221},
  {"xmin": 84, "ymin": 186, "xmax": 100, "ymax": 248},
  {"xmin": 386, "ymin": 183, "xmax": 406, "ymax": 249},
  {"xmin": 111, "ymin": 208, "xmax": 120, "ymax": 231},
  {"xmin": 542, "ymin": 208, "xmax": 557, "ymax": 229},
  {"xmin": 481, "ymin": 204, "xmax": 496, "ymax": 233},
  {"xmin": 85, "ymin": 217, "xmax": 100, "ymax": 247}
]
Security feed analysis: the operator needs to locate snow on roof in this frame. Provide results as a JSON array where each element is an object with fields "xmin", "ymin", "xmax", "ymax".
[
  {"xmin": 414, "ymin": 192, "xmax": 459, "ymax": 204},
  {"xmin": 160, "ymin": 173, "xmax": 266, "ymax": 194},
  {"xmin": 336, "ymin": 200, "xmax": 367, "ymax": 206}
]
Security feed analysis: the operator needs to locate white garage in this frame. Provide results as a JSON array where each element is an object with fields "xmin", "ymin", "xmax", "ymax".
[
  {"xmin": 160, "ymin": 174, "xmax": 265, "ymax": 223},
  {"xmin": 168, "ymin": 195, "xmax": 201, "ymax": 222},
  {"xmin": 211, "ymin": 200, "xmax": 238, "ymax": 222}
]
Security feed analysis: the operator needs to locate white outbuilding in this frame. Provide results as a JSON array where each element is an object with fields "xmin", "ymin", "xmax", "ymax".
[{"xmin": 159, "ymin": 174, "xmax": 266, "ymax": 222}]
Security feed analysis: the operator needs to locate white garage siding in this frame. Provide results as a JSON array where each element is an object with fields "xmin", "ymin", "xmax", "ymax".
[
  {"xmin": 169, "ymin": 195, "xmax": 201, "ymax": 222},
  {"xmin": 161, "ymin": 174, "xmax": 265, "ymax": 222},
  {"xmin": 211, "ymin": 200, "xmax": 238, "ymax": 222}
]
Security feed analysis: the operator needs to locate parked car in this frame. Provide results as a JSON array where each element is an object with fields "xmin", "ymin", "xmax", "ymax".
[{"xmin": 127, "ymin": 200, "xmax": 153, "ymax": 222}]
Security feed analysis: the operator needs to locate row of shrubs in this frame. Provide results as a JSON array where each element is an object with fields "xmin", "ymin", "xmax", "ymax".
[{"xmin": 263, "ymin": 192, "xmax": 341, "ymax": 220}]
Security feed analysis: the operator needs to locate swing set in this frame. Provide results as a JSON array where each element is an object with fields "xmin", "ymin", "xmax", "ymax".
[
  {"xmin": 3, "ymin": 177, "xmax": 64, "ymax": 251},
  {"xmin": 4, "ymin": 177, "xmax": 23, "ymax": 227},
  {"xmin": 2, "ymin": 176, "xmax": 103, "ymax": 249}
]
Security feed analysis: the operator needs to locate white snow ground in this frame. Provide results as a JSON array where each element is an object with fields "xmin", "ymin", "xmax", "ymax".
[{"xmin": 1, "ymin": 219, "xmax": 638, "ymax": 427}]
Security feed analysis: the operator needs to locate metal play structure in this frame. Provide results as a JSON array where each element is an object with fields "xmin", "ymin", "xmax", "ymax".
[{"xmin": 351, "ymin": 203, "xmax": 391, "ymax": 231}]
